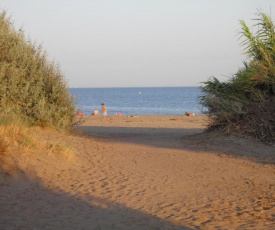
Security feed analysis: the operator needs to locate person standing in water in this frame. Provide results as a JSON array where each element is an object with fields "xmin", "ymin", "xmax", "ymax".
[{"xmin": 101, "ymin": 103, "xmax": 107, "ymax": 117}]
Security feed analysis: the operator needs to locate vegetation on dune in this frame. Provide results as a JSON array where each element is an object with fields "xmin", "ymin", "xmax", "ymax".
[
  {"xmin": 0, "ymin": 10, "xmax": 77, "ymax": 172},
  {"xmin": 0, "ymin": 11, "xmax": 76, "ymax": 130},
  {"xmin": 200, "ymin": 11, "xmax": 275, "ymax": 143},
  {"xmin": 0, "ymin": 119, "xmax": 75, "ymax": 174}
]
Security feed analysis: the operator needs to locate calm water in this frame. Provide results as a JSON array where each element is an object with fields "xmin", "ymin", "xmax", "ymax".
[{"xmin": 70, "ymin": 87, "xmax": 204, "ymax": 116}]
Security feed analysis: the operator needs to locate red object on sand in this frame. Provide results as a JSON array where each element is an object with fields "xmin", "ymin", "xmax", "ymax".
[{"xmin": 77, "ymin": 111, "xmax": 84, "ymax": 116}]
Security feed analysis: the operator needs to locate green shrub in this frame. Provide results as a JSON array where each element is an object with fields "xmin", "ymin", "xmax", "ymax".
[
  {"xmin": 200, "ymin": 11, "xmax": 275, "ymax": 143},
  {"xmin": 0, "ymin": 11, "xmax": 76, "ymax": 130}
]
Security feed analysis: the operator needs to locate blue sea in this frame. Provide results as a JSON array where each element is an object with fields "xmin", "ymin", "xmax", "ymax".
[{"xmin": 70, "ymin": 87, "xmax": 204, "ymax": 116}]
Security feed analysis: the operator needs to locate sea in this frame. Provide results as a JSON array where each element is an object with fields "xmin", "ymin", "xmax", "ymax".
[{"xmin": 70, "ymin": 87, "xmax": 205, "ymax": 116}]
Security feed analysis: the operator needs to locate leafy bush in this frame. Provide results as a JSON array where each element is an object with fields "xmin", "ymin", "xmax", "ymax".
[
  {"xmin": 200, "ymin": 11, "xmax": 275, "ymax": 143},
  {"xmin": 0, "ymin": 11, "xmax": 75, "ymax": 130}
]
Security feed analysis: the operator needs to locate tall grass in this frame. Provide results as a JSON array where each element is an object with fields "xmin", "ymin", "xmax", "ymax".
[
  {"xmin": 0, "ymin": 11, "xmax": 76, "ymax": 130},
  {"xmin": 200, "ymin": 11, "xmax": 275, "ymax": 143},
  {"xmin": 0, "ymin": 114, "xmax": 75, "ymax": 173}
]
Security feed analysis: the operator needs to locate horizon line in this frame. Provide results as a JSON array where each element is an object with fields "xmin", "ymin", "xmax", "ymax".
[{"xmin": 69, "ymin": 86, "xmax": 200, "ymax": 89}]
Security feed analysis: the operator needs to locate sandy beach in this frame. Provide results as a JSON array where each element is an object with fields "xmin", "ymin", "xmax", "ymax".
[{"xmin": 1, "ymin": 115, "xmax": 275, "ymax": 229}]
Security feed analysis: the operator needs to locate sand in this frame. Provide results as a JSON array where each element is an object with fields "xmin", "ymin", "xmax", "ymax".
[{"xmin": 1, "ymin": 115, "xmax": 275, "ymax": 229}]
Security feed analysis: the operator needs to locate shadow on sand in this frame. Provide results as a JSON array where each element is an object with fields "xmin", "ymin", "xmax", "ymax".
[
  {"xmin": 76, "ymin": 126, "xmax": 275, "ymax": 166},
  {"xmin": 0, "ymin": 171, "xmax": 191, "ymax": 230}
]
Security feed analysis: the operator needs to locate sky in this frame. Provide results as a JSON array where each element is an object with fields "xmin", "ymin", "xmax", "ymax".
[{"xmin": 0, "ymin": 0, "xmax": 274, "ymax": 88}]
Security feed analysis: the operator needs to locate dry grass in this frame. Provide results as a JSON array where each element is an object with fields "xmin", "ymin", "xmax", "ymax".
[
  {"xmin": 0, "ymin": 124, "xmax": 39, "ymax": 150},
  {"xmin": 0, "ymin": 138, "xmax": 8, "ymax": 156},
  {"xmin": 0, "ymin": 123, "xmax": 75, "ymax": 175},
  {"xmin": 46, "ymin": 142, "xmax": 74, "ymax": 160}
]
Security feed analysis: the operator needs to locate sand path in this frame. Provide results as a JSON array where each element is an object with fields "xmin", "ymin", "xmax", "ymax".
[{"xmin": 1, "ymin": 115, "xmax": 275, "ymax": 229}]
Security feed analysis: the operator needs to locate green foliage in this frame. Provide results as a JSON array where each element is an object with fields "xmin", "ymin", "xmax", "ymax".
[
  {"xmin": 0, "ymin": 113, "xmax": 30, "ymax": 128},
  {"xmin": 200, "ymin": 11, "xmax": 275, "ymax": 143},
  {"xmin": 0, "ymin": 11, "xmax": 76, "ymax": 130}
]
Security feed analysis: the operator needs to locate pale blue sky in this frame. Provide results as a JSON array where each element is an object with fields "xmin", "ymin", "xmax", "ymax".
[{"xmin": 0, "ymin": 0, "xmax": 274, "ymax": 87}]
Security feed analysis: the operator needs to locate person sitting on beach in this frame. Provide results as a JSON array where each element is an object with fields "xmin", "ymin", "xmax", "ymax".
[
  {"xmin": 101, "ymin": 103, "xmax": 107, "ymax": 117},
  {"xmin": 92, "ymin": 108, "xmax": 99, "ymax": 116},
  {"xmin": 185, "ymin": 112, "xmax": 196, "ymax": 117}
]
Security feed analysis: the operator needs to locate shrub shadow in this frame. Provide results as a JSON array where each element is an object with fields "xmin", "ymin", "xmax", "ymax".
[
  {"xmin": 76, "ymin": 126, "xmax": 275, "ymax": 166},
  {"xmin": 0, "ymin": 173, "xmax": 191, "ymax": 230}
]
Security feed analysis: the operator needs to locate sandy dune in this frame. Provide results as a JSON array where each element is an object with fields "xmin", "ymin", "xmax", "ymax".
[{"xmin": 1, "ymin": 115, "xmax": 275, "ymax": 229}]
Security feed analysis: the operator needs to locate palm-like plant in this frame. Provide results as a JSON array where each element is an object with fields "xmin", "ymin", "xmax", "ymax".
[{"xmin": 200, "ymin": 11, "xmax": 275, "ymax": 143}]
